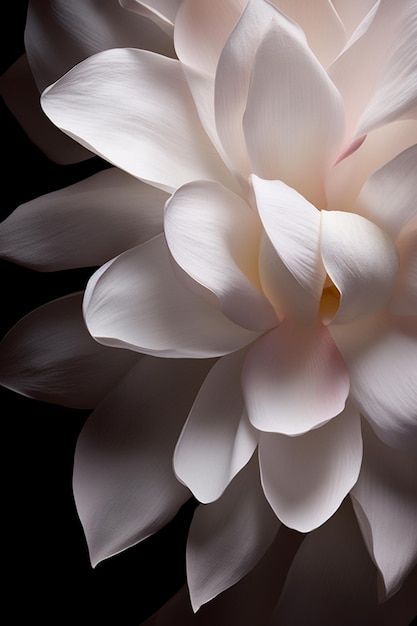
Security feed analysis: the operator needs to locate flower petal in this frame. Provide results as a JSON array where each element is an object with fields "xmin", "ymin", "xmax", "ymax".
[
  {"xmin": 242, "ymin": 320, "xmax": 349, "ymax": 435},
  {"xmin": 41, "ymin": 48, "xmax": 237, "ymax": 194},
  {"xmin": 259, "ymin": 403, "xmax": 362, "ymax": 532},
  {"xmin": 330, "ymin": 315, "xmax": 417, "ymax": 452},
  {"xmin": 74, "ymin": 356, "xmax": 212, "ymax": 566},
  {"xmin": 391, "ymin": 226, "xmax": 417, "ymax": 316},
  {"xmin": 174, "ymin": 350, "xmax": 258, "ymax": 504},
  {"xmin": 243, "ymin": 14, "xmax": 345, "ymax": 206},
  {"xmin": 121, "ymin": 0, "xmax": 181, "ymax": 25},
  {"xmin": 356, "ymin": 144, "xmax": 417, "ymax": 239},
  {"xmin": 351, "ymin": 420, "xmax": 417, "ymax": 601},
  {"xmin": 186, "ymin": 455, "xmax": 279, "ymax": 611},
  {"xmin": 0, "ymin": 293, "xmax": 138, "ymax": 408},
  {"xmin": 320, "ymin": 210, "xmax": 399, "ymax": 324},
  {"xmin": 84, "ymin": 234, "xmax": 260, "ymax": 358},
  {"xmin": 271, "ymin": 499, "xmax": 417, "ymax": 626},
  {"xmin": 0, "ymin": 168, "xmax": 166, "ymax": 270},
  {"xmin": 331, "ymin": 0, "xmax": 377, "ymax": 39},
  {"xmin": 165, "ymin": 180, "xmax": 277, "ymax": 331}
]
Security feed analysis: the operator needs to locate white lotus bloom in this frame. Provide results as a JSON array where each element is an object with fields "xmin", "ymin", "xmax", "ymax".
[{"xmin": 1, "ymin": 1, "xmax": 417, "ymax": 624}]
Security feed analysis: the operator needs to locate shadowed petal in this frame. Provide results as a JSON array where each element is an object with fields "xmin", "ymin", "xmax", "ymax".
[
  {"xmin": 74, "ymin": 356, "xmax": 213, "ymax": 566},
  {"xmin": 259, "ymin": 404, "xmax": 362, "ymax": 532}
]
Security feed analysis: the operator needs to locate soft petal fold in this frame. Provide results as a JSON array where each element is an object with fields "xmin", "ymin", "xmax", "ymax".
[
  {"xmin": 165, "ymin": 180, "xmax": 277, "ymax": 331},
  {"xmin": 243, "ymin": 14, "xmax": 345, "ymax": 206},
  {"xmin": 391, "ymin": 227, "xmax": 417, "ymax": 316},
  {"xmin": 242, "ymin": 320, "xmax": 349, "ymax": 435},
  {"xmin": 356, "ymin": 144, "xmax": 417, "ymax": 239},
  {"xmin": 320, "ymin": 210, "xmax": 399, "ymax": 324},
  {"xmin": 84, "ymin": 234, "xmax": 260, "ymax": 358},
  {"xmin": 186, "ymin": 455, "xmax": 279, "ymax": 611},
  {"xmin": 0, "ymin": 168, "xmax": 166, "ymax": 270},
  {"xmin": 331, "ymin": 0, "xmax": 377, "ymax": 39},
  {"xmin": 121, "ymin": 0, "xmax": 181, "ymax": 25},
  {"xmin": 174, "ymin": 350, "xmax": 258, "ymax": 504},
  {"xmin": 74, "ymin": 357, "xmax": 212, "ymax": 566},
  {"xmin": 330, "ymin": 315, "xmax": 417, "ymax": 452},
  {"xmin": 0, "ymin": 293, "xmax": 138, "ymax": 408},
  {"xmin": 259, "ymin": 404, "xmax": 362, "ymax": 532},
  {"xmin": 270, "ymin": 499, "xmax": 417, "ymax": 626},
  {"xmin": 351, "ymin": 420, "xmax": 417, "ymax": 601},
  {"xmin": 41, "ymin": 49, "xmax": 237, "ymax": 194}
]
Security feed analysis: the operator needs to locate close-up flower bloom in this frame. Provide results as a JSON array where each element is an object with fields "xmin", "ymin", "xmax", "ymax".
[{"xmin": 1, "ymin": 1, "xmax": 417, "ymax": 624}]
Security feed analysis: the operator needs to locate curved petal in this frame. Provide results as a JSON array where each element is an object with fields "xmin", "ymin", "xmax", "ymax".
[
  {"xmin": 83, "ymin": 234, "xmax": 260, "ymax": 358},
  {"xmin": 330, "ymin": 315, "xmax": 417, "ymax": 452},
  {"xmin": 122, "ymin": 0, "xmax": 181, "ymax": 25},
  {"xmin": 242, "ymin": 320, "xmax": 349, "ymax": 435},
  {"xmin": 320, "ymin": 210, "xmax": 399, "ymax": 324},
  {"xmin": 165, "ymin": 180, "xmax": 277, "ymax": 331},
  {"xmin": 273, "ymin": 0, "xmax": 346, "ymax": 66},
  {"xmin": 259, "ymin": 403, "xmax": 362, "ymax": 532},
  {"xmin": 331, "ymin": 0, "xmax": 377, "ymax": 39},
  {"xmin": 243, "ymin": 15, "xmax": 345, "ymax": 206},
  {"xmin": 0, "ymin": 293, "xmax": 138, "ymax": 408},
  {"xmin": 186, "ymin": 455, "xmax": 279, "ymax": 611},
  {"xmin": 355, "ymin": 144, "xmax": 417, "ymax": 239},
  {"xmin": 25, "ymin": 0, "xmax": 174, "ymax": 93},
  {"xmin": 73, "ymin": 356, "xmax": 212, "ymax": 566},
  {"xmin": 271, "ymin": 499, "xmax": 417, "ymax": 626},
  {"xmin": 252, "ymin": 177, "xmax": 326, "ymax": 301},
  {"xmin": 41, "ymin": 49, "xmax": 237, "ymax": 194},
  {"xmin": 0, "ymin": 168, "xmax": 166, "ymax": 270},
  {"xmin": 351, "ymin": 420, "xmax": 417, "ymax": 601},
  {"xmin": 174, "ymin": 350, "xmax": 258, "ymax": 504}
]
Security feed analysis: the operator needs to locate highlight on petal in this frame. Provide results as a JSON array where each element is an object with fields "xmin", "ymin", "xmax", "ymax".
[
  {"xmin": 174, "ymin": 350, "xmax": 258, "ymax": 504},
  {"xmin": 330, "ymin": 315, "xmax": 417, "ymax": 452},
  {"xmin": 41, "ymin": 48, "xmax": 237, "ymax": 194},
  {"xmin": 271, "ymin": 498, "xmax": 417, "ymax": 626},
  {"xmin": 0, "ymin": 293, "xmax": 138, "ymax": 409},
  {"xmin": 83, "ymin": 234, "xmax": 260, "ymax": 358},
  {"xmin": 242, "ymin": 320, "xmax": 349, "ymax": 435},
  {"xmin": 259, "ymin": 403, "xmax": 362, "ymax": 532},
  {"xmin": 0, "ymin": 168, "xmax": 166, "ymax": 270},
  {"xmin": 320, "ymin": 210, "xmax": 399, "ymax": 324},
  {"xmin": 74, "ymin": 356, "xmax": 212, "ymax": 566},
  {"xmin": 351, "ymin": 420, "xmax": 417, "ymax": 601},
  {"xmin": 355, "ymin": 144, "xmax": 417, "ymax": 239},
  {"xmin": 243, "ymin": 14, "xmax": 345, "ymax": 206},
  {"xmin": 186, "ymin": 455, "xmax": 279, "ymax": 612},
  {"xmin": 121, "ymin": 0, "xmax": 181, "ymax": 25},
  {"xmin": 165, "ymin": 180, "xmax": 278, "ymax": 331}
]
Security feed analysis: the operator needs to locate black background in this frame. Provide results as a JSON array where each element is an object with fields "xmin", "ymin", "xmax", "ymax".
[{"xmin": 2, "ymin": 4, "xmax": 192, "ymax": 622}]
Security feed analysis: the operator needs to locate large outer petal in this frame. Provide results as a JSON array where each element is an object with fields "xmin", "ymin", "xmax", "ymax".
[
  {"xmin": 243, "ymin": 15, "xmax": 345, "ymax": 206},
  {"xmin": 259, "ymin": 404, "xmax": 362, "ymax": 532},
  {"xmin": 41, "ymin": 48, "xmax": 238, "ymax": 194},
  {"xmin": 83, "ymin": 234, "xmax": 260, "ymax": 358},
  {"xmin": 0, "ymin": 293, "xmax": 138, "ymax": 408},
  {"xmin": 270, "ymin": 499, "xmax": 417, "ymax": 626},
  {"xmin": 330, "ymin": 315, "xmax": 417, "ymax": 452},
  {"xmin": 242, "ymin": 320, "xmax": 349, "ymax": 435},
  {"xmin": 174, "ymin": 350, "xmax": 258, "ymax": 504},
  {"xmin": 351, "ymin": 420, "xmax": 417, "ymax": 601},
  {"xmin": 320, "ymin": 210, "xmax": 399, "ymax": 324},
  {"xmin": 0, "ymin": 168, "xmax": 166, "ymax": 270},
  {"xmin": 165, "ymin": 180, "xmax": 277, "ymax": 331},
  {"xmin": 186, "ymin": 456, "xmax": 279, "ymax": 611},
  {"xmin": 73, "ymin": 356, "xmax": 213, "ymax": 566}
]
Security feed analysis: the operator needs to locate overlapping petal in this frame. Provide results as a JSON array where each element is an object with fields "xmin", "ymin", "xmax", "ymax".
[
  {"xmin": 41, "ymin": 48, "xmax": 238, "ymax": 194},
  {"xmin": 186, "ymin": 455, "xmax": 279, "ymax": 611},
  {"xmin": 0, "ymin": 293, "xmax": 138, "ymax": 408},
  {"xmin": 83, "ymin": 234, "xmax": 260, "ymax": 358},
  {"xmin": 0, "ymin": 168, "xmax": 166, "ymax": 270},
  {"xmin": 259, "ymin": 404, "xmax": 362, "ymax": 532},
  {"xmin": 73, "ymin": 356, "xmax": 213, "ymax": 566},
  {"xmin": 165, "ymin": 180, "xmax": 277, "ymax": 331},
  {"xmin": 242, "ymin": 13, "xmax": 345, "ymax": 206},
  {"xmin": 242, "ymin": 320, "xmax": 349, "ymax": 435},
  {"xmin": 351, "ymin": 420, "xmax": 417, "ymax": 601},
  {"xmin": 174, "ymin": 350, "xmax": 258, "ymax": 503}
]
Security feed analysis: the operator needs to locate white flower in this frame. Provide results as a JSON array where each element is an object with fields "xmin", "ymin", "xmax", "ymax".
[{"xmin": 1, "ymin": 1, "xmax": 417, "ymax": 624}]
